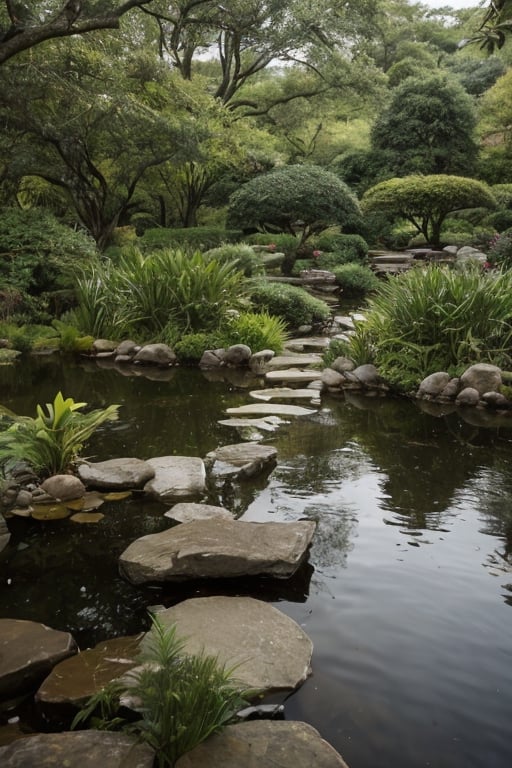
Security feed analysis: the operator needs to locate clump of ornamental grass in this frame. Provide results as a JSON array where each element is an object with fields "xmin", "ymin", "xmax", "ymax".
[
  {"xmin": 337, "ymin": 265, "xmax": 512, "ymax": 391},
  {"xmin": 72, "ymin": 616, "xmax": 252, "ymax": 768}
]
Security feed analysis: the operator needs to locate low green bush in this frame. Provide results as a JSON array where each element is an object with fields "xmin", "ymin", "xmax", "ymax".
[
  {"xmin": 249, "ymin": 281, "xmax": 331, "ymax": 330},
  {"xmin": 484, "ymin": 210, "xmax": 512, "ymax": 232},
  {"xmin": 204, "ymin": 243, "xmax": 264, "ymax": 277},
  {"xmin": 313, "ymin": 233, "xmax": 368, "ymax": 262},
  {"xmin": 243, "ymin": 233, "xmax": 299, "ymax": 254},
  {"xmin": 333, "ymin": 264, "xmax": 380, "ymax": 296},
  {"xmin": 174, "ymin": 332, "xmax": 221, "ymax": 363},
  {"xmin": 220, "ymin": 311, "xmax": 288, "ymax": 353},
  {"xmin": 139, "ymin": 227, "xmax": 242, "ymax": 253}
]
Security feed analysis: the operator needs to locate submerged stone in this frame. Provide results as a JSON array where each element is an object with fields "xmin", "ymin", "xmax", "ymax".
[
  {"xmin": 154, "ymin": 596, "xmax": 313, "ymax": 693},
  {"xmin": 164, "ymin": 502, "xmax": 235, "ymax": 524},
  {"xmin": 119, "ymin": 518, "xmax": 316, "ymax": 584}
]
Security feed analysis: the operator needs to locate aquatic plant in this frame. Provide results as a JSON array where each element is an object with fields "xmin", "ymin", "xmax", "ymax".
[
  {"xmin": 0, "ymin": 392, "xmax": 119, "ymax": 477},
  {"xmin": 72, "ymin": 616, "xmax": 251, "ymax": 767}
]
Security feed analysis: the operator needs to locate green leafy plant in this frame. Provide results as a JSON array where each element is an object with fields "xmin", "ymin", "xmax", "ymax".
[
  {"xmin": 332, "ymin": 264, "xmax": 380, "ymax": 296},
  {"xmin": 249, "ymin": 281, "xmax": 331, "ymax": 330},
  {"xmin": 72, "ymin": 616, "xmax": 251, "ymax": 767},
  {"xmin": 0, "ymin": 392, "xmax": 119, "ymax": 477},
  {"xmin": 204, "ymin": 243, "xmax": 264, "ymax": 277},
  {"xmin": 174, "ymin": 332, "xmax": 222, "ymax": 363},
  {"xmin": 220, "ymin": 311, "xmax": 288, "ymax": 353},
  {"xmin": 139, "ymin": 227, "xmax": 242, "ymax": 253}
]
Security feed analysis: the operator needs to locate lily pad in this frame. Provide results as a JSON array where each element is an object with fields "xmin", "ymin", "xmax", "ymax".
[
  {"xmin": 102, "ymin": 491, "xmax": 132, "ymax": 502},
  {"xmin": 31, "ymin": 504, "xmax": 71, "ymax": 521},
  {"xmin": 70, "ymin": 512, "xmax": 105, "ymax": 524}
]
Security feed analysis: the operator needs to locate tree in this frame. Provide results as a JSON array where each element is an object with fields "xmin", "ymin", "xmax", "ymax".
[
  {"xmin": 228, "ymin": 165, "xmax": 360, "ymax": 244},
  {"xmin": 477, "ymin": 68, "xmax": 512, "ymax": 184},
  {"xmin": 0, "ymin": 1, "xmax": 154, "ymax": 64},
  {"xmin": 465, "ymin": 0, "xmax": 512, "ymax": 53},
  {"xmin": 361, "ymin": 175, "xmax": 496, "ymax": 247},
  {"xmin": 370, "ymin": 73, "xmax": 478, "ymax": 177}
]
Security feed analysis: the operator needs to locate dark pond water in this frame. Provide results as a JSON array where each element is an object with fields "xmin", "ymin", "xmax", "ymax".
[{"xmin": 1, "ymin": 354, "xmax": 512, "ymax": 768}]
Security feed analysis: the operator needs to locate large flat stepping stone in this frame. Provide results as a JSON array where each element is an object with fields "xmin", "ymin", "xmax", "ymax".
[
  {"xmin": 77, "ymin": 458, "xmax": 155, "ymax": 489},
  {"xmin": 175, "ymin": 721, "xmax": 350, "ymax": 768},
  {"xmin": 268, "ymin": 354, "xmax": 323, "ymax": 368},
  {"xmin": 119, "ymin": 518, "xmax": 316, "ymax": 584},
  {"xmin": 35, "ymin": 635, "xmax": 142, "ymax": 722},
  {"xmin": 205, "ymin": 443, "xmax": 277, "ymax": 479},
  {"xmin": 226, "ymin": 403, "xmax": 317, "ymax": 417},
  {"xmin": 0, "ymin": 731, "xmax": 154, "ymax": 767},
  {"xmin": 265, "ymin": 369, "xmax": 323, "ymax": 383},
  {"xmin": 218, "ymin": 416, "xmax": 284, "ymax": 432},
  {"xmin": 284, "ymin": 337, "xmax": 331, "ymax": 352},
  {"xmin": 165, "ymin": 503, "xmax": 235, "ymax": 523},
  {"xmin": 144, "ymin": 456, "xmax": 206, "ymax": 502},
  {"xmin": 156, "ymin": 596, "xmax": 313, "ymax": 693},
  {"xmin": 0, "ymin": 619, "xmax": 77, "ymax": 701},
  {"xmin": 250, "ymin": 387, "xmax": 320, "ymax": 402}
]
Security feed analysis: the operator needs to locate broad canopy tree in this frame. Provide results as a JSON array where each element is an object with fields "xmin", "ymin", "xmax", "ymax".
[
  {"xmin": 362, "ymin": 175, "xmax": 496, "ymax": 247},
  {"xmin": 228, "ymin": 165, "xmax": 361, "ymax": 245}
]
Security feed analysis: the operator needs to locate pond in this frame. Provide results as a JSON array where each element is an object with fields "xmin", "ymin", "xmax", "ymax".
[{"xmin": 1, "ymin": 354, "xmax": 512, "ymax": 768}]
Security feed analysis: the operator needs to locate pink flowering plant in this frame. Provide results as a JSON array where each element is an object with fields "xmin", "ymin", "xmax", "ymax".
[{"xmin": 487, "ymin": 231, "xmax": 512, "ymax": 270}]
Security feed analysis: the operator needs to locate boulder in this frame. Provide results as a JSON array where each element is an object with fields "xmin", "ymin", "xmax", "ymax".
[
  {"xmin": 455, "ymin": 387, "xmax": 481, "ymax": 406},
  {"xmin": 330, "ymin": 356, "xmax": 355, "ymax": 373},
  {"xmin": 154, "ymin": 596, "xmax": 313, "ymax": 693},
  {"xmin": 417, "ymin": 372, "xmax": 451, "ymax": 398},
  {"xmin": 248, "ymin": 349, "xmax": 275, "ymax": 374},
  {"xmin": 133, "ymin": 343, "xmax": 176, "ymax": 367},
  {"xmin": 115, "ymin": 340, "xmax": 140, "ymax": 357},
  {"xmin": 40, "ymin": 475, "xmax": 86, "ymax": 501},
  {"xmin": 78, "ymin": 458, "xmax": 155, "ymax": 490},
  {"xmin": 224, "ymin": 344, "xmax": 252, "ymax": 366},
  {"xmin": 321, "ymin": 368, "xmax": 344, "ymax": 389},
  {"xmin": 0, "ymin": 732, "xmax": 154, "ymax": 768},
  {"xmin": 204, "ymin": 443, "xmax": 277, "ymax": 479},
  {"xmin": 0, "ymin": 619, "xmax": 77, "ymax": 700},
  {"xmin": 119, "ymin": 518, "xmax": 316, "ymax": 584},
  {"xmin": 482, "ymin": 391, "xmax": 512, "ymax": 409},
  {"xmin": 460, "ymin": 363, "xmax": 502, "ymax": 396},
  {"xmin": 439, "ymin": 378, "xmax": 460, "ymax": 400},
  {"xmin": 199, "ymin": 349, "xmax": 225, "ymax": 368},
  {"xmin": 353, "ymin": 364, "xmax": 381, "ymax": 387},
  {"xmin": 92, "ymin": 339, "xmax": 118, "ymax": 354},
  {"xmin": 35, "ymin": 635, "xmax": 142, "ymax": 722},
  {"xmin": 0, "ymin": 515, "xmax": 10, "ymax": 553},
  {"xmin": 165, "ymin": 503, "xmax": 235, "ymax": 524},
  {"xmin": 175, "ymin": 721, "xmax": 349, "ymax": 768},
  {"xmin": 144, "ymin": 456, "xmax": 206, "ymax": 502}
]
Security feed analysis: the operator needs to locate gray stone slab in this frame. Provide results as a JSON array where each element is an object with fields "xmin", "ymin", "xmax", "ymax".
[
  {"xmin": 119, "ymin": 518, "xmax": 316, "ymax": 584},
  {"xmin": 205, "ymin": 443, "xmax": 277, "ymax": 479},
  {"xmin": 0, "ymin": 732, "xmax": 154, "ymax": 768},
  {"xmin": 155, "ymin": 596, "xmax": 313, "ymax": 693},
  {"xmin": 249, "ymin": 387, "xmax": 319, "ymax": 402},
  {"xmin": 165, "ymin": 503, "xmax": 235, "ymax": 523},
  {"xmin": 284, "ymin": 337, "xmax": 330, "ymax": 352},
  {"xmin": 265, "ymin": 369, "xmax": 323, "ymax": 383},
  {"xmin": 77, "ymin": 458, "xmax": 155, "ymax": 489},
  {"xmin": 0, "ymin": 619, "xmax": 77, "ymax": 701},
  {"xmin": 144, "ymin": 456, "xmax": 206, "ymax": 502},
  {"xmin": 175, "ymin": 721, "xmax": 350, "ymax": 768},
  {"xmin": 268, "ymin": 354, "xmax": 323, "ymax": 368},
  {"xmin": 226, "ymin": 403, "xmax": 316, "ymax": 417},
  {"xmin": 218, "ymin": 416, "xmax": 284, "ymax": 432}
]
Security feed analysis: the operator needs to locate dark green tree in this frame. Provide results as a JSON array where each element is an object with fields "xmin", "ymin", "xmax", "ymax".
[
  {"xmin": 228, "ymin": 165, "xmax": 360, "ymax": 244},
  {"xmin": 371, "ymin": 73, "xmax": 478, "ymax": 176}
]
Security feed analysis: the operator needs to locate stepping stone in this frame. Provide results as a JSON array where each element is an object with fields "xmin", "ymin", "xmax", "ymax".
[
  {"xmin": 218, "ymin": 416, "xmax": 284, "ymax": 432},
  {"xmin": 175, "ymin": 721, "xmax": 350, "ymax": 768},
  {"xmin": 249, "ymin": 387, "xmax": 320, "ymax": 402},
  {"xmin": 0, "ymin": 732, "xmax": 154, "ymax": 768},
  {"xmin": 144, "ymin": 456, "xmax": 206, "ymax": 503},
  {"xmin": 154, "ymin": 596, "xmax": 313, "ymax": 693},
  {"xmin": 205, "ymin": 443, "xmax": 277, "ymax": 479},
  {"xmin": 0, "ymin": 619, "xmax": 77, "ymax": 701},
  {"xmin": 267, "ymin": 354, "xmax": 323, "ymax": 368},
  {"xmin": 226, "ymin": 403, "xmax": 316, "ymax": 417},
  {"xmin": 165, "ymin": 503, "xmax": 235, "ymax": 524},
  {"xmin": 284, "ymin": 337, "xmax": 331, "ymax": 352},
  {"xmin": 78, "ymin": 458, "xmax": 155, "ymax": 489},
  {"xmin": 265, "ymin": 369, "xmax": 323, "ymax": 383},
  {"xmin": 35, "ymin": 635, "xmax": 142, "ymax": 723},
  {"xmin": 119, "ymin": 518, "xmax": 316, "ymax": 584}
]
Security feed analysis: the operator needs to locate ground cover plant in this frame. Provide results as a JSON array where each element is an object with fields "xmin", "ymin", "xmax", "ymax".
[{"xmin": 334, "ymin": 265, "xmax": 512, "ymax": 392}]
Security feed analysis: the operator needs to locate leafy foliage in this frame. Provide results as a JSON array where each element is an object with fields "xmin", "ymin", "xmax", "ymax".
[
  {"xmin": 228, "ymin": 165, "xmax": 360, "ymax": 244},
  {"xmin": 139, "ymin": 228, "xmax": 242, "ymax": 253},
  {"xmin": 487, "ymin": 229, "xmax": 512, "ymax": 270},
  {"xmin": 0, "ymin": 392, "xmax": 119, "ymax": 477},
  {"xmin": 362, "ymin": 175, "xmax": 496, "ymax": 247},
  {"xmin": 249, "ymin": 281, "xmax": 331, "ymax": 330},
  {"xmin": 72, "ymin": 616, "xmax": 251, "ymax": 768},
  {"xmin": 204, "ymin": 244, "xmax": 264, "ymax": 277},
  {"xmin": 220, "ymin": 311, "xmax": 288, "ymax": 353},
  {"xmin": 342, "ymin": 266, "xmax": 512, "ymax": 390},
  {"xmin": 332, "ymin": 264, "xmax": 380, "ymax": 296}
]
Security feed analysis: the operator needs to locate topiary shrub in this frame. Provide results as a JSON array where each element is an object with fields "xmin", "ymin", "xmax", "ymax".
[
  {"xmin": 313, "ymin": 233, "xmax": 368, "ymax": 262},
  {"xmin": 204, "ymin": 243, "xmax": 264, "ymax": 277},
  {"xmin": 249, "ymin": 281, "xmax": 331, "ymax": 330},
  {"xmin": 333, "ymin": 264, "xmax": 380, "ymax": 296},
  {"xmin": 139, "ymin": 227, "xmax": 242, "ymax": 253}
]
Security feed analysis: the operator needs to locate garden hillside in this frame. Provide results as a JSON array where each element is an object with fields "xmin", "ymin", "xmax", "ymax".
[{"xmin": 0, "ymin": 1, "xmax": 511, "ymax": 385}]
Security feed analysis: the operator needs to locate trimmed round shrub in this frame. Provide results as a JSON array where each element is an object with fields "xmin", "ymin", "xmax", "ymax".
[
  {"xmin": 204, "ymin": 244, "xmax": 264, "ymax": 277},
  {"xmin": 313, "ymin": 233, "xmax": 368, "ymax": 262},
  {"xmin": 249, "ymin": 281, "xmax": 331, "ymax": 330},
  {"xmin": 333, "ymin": 264, "xmax": 380, "ymax": 296}
]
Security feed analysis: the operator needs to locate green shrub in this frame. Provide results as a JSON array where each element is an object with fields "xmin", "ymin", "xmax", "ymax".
[
  {"xmin": 487, "ymin": 229, "xmax": 512, "ymax": 270},
  {"xmin": 249, "ymin": 281, "xmax": 331, "ymax": 330},
  {"xmin": 220, "ymin": 311, "xmax": 288, "ymax": 353},
  {"xmin": 244, "ymin": 233, "xmax": 300, "ymax": 254},
  {"xmin": 174, "ymin": 333, "xmax": 221, "ymax": 363},
  {"xmin": 343, "ymin": 266, "xmax": 512, "ymax": 390},
  {"xmin": 313, "ymin": 233, "xmax": 368, "ymax": 262},
  {"xmin": 204, "ymin": 243, "xmax": 264, "ymax": 277},
  {"xmin": 0, "ymin": 392, "xmax": 119, "ymax": 477},
  {"xmin": 139, "ymin": 227, "xmax": 242, "ymax": 253},
  {"xmin": 484, "ymin": 210, "xmax": 512, "ymax": 232},
  {"xmin": 333, "ymin": 264, "xmax": 380, "ymax": 296},
  {"xmin": 72, "ymin": 616, "xmax": 251, "ymax": 768}
]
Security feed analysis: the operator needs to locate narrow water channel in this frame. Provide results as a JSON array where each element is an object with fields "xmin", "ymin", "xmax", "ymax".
[{"xmin": 1, "ymin": 355, "xmax": 512, "ymax": 768}]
